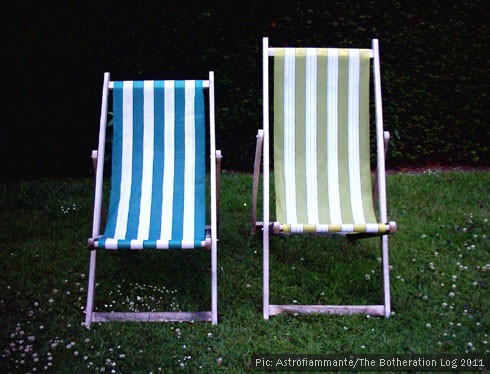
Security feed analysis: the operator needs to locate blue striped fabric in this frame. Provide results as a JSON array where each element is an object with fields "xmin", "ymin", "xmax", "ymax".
[{"xmin": 96, "ymin": 80, "xmax": 207, "ymax": 250}]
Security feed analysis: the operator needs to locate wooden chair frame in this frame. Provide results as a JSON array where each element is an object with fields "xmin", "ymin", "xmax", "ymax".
[
  {"xmin": 252, "ymin": 38, "xmax": 396, "ymax": 319},
  {"xmin": 85, "ymin": 72, "xmax": 220, "ymax": 328}
]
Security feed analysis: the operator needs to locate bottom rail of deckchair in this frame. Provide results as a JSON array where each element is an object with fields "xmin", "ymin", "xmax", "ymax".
[
  {"xmin": 253, "ymin": 222, "xmax": 396, "ymax": 236},
  {"xmin": 91, "ymin": 311, "xmax": 212, "ymax": 322},
  {"xmin": 269, "ymin": 304, "xmax": 385, "ymax": 316}
]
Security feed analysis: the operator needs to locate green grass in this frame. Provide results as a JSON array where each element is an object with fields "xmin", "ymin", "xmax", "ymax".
[{"xmin": 1, "ymin": 170, "xmax": 489, "ymax": 372}]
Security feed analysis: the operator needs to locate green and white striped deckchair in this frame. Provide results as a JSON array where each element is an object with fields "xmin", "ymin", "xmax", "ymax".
[
  {"xmin": 85, "ymin": 72, "xmax": 220, "ymax": 328},
  {"xmin": 252, "ymin": 38, "xmax": 396, "ymax": 319}
]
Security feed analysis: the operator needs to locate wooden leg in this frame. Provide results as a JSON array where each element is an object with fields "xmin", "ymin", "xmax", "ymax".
[
  {"xmin": 86, "ymin": 151, "xmax": 101, "ymax": 329},
  {"xmin": 252, "ymin": 130, "xmax": 264, "ymax": 235},
  {"xmin": 263, "ymin": 224, "xmax": 270, "ymax": 320},
  {"xmin": 381, "ymin": 235, "xmax": 391, "ymax": 317},
  {"xmin": 211, "ymin": 237, "xmax": 218, "ymax": 325},
  {"xmin": 212, "ymin": 150, "xmax": 221, "ymax": 325},
  {"xmin": 84, "ymin": 250, "xmax": 97, "ymax": 329}
]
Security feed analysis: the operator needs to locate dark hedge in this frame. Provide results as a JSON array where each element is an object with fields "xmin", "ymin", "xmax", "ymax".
[{"xmin": 4, "ymin": 1, "xmax": 489, "ymax": 177}]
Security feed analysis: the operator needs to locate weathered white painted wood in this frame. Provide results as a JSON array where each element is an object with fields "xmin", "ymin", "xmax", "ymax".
[
  {"xmin": 373, "ymin": 131, "xmax": 390, "ymax": 205},
  {"xmin": 209, "ymin": 71, "xmax": 219, "ymax": 325},
  {"xmin": 215, "ymin": 150, "xmax": 222, "ymax": 233},
  {"xmin": 373, "ymin": 39, "xmax": 388, "ymax": 225},
  {"xmin": 268, "ymin": 48, "xmax": 374, "ymax": 58},
  {"xmin": 382, "ymin": 235, "xmax": 391, "ymax": 317},
  {"xmin": 262, "ymin": 37, "xmax": 271, "ymax": 320},
  {"xmin": 90, "ymin": 151, "xmax": 107, "ymax": 237},
  {"xmin": 269, "ymin": 305, "xmax": 385, "ymax": 316},
  {"xmin": 108, "ymin": 81, "xmax": 210, "ymax": 89},
  {"xmin": 92, "ymin": 311, "xmax": 212, "ymax": 322},
  {"xmin": 372, "ymin": 39, "xmax": 391, "ymax": 318},
  {"xmin": 85, "ymin": 72, "xmax": 110, "ymax": 329}
]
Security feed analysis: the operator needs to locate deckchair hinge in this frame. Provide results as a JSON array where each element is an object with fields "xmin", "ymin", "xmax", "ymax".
[{"xmin": 87, "ymin": 236, "xmax": 103, "ymax": 251}]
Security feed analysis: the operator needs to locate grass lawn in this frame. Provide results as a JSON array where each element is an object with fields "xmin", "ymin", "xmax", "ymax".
[{"xmin": 0, "ymin": 170, "xmax": 489, "ymax": 372}]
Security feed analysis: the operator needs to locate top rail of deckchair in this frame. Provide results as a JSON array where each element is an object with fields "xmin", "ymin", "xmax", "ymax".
[
  {"xmin": 268, "ymin": 48, "xmax": 374, "ymax": 58},
  {"xmin": 108, "ymin": 81, "xmax": 210, "ymax": 89},
  {"xmin": 265, "ymin": 40, "xmax": 390, "ymax": 234}
]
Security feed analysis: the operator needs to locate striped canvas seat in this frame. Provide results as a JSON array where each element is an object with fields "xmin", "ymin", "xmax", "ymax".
[
  {"xmin": 273, "ymin": 48, "xmax": 388, "ymax": 235},
  {"xmin": 95, "ymin": 80, "xmax": 208, "ymax": 250}
]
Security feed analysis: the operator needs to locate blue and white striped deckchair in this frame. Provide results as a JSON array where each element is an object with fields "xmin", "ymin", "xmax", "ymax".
[
  {"xmin": 85, "ymin": 72, "xmax": 220, "ymax": 327},
  {"xmin": 252, "ymin": 38, "xmax": 396, "ymax": 319}
]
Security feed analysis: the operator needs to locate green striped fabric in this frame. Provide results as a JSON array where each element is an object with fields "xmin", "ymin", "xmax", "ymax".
[{"xmin": 273, "ymin": 48, "xmax": 385, "ymax": 234}]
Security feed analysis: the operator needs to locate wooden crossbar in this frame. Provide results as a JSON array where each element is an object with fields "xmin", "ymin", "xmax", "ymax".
[
  {"xmin": 268, "ymin": 48, "xmax": 374, "ymax": 58},
  {"xmin": 269, "ymin": 305, "xmax": 385, "ymax": 316},
  {"xmin": 108, "ymin": 81, "xmax": 210, "ymax": 89},
  {"xmin": 92, "ymin": 311, "xmax": 212, "ymax": 323}
]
